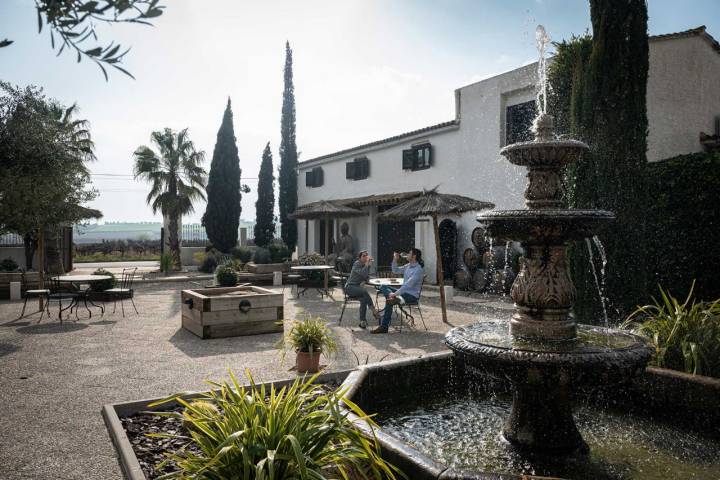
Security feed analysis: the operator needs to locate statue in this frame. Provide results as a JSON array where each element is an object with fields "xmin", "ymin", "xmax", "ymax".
[{"xmin": 328, "ymin": 222, "xmax": 354, "ymax": 272}]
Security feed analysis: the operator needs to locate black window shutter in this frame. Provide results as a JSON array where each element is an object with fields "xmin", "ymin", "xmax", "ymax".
[
  {"xmin": 315, "ymin": 167, "xmax": 323, "ymax": 186},
  {"xmin": 306, "ymin": 170, "xmax": 314, "ymax": 187},
  {"xmin": 402, "ymin": 149, "xmax": 414, "ymax": 169},
  {"xmin": 360, "ymin": 158, "xmax": 369, "ymax": 179},
  {"xmin": 425, "ymin": 145, "xmax": 432, "ymax": 167},
  {"xmin": 346, "ymin": 161, "xmax": 356, "ymax": 180}
]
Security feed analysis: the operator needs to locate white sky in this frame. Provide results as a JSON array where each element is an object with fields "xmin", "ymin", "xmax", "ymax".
[{"xmin": 1, "ymin": 0, "xmax": 717, "ymax": 223}]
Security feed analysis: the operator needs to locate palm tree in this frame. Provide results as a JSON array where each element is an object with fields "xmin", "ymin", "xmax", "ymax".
[{"xmin": 133, "ymin": 128, "xmax": 206, "ymax": 269}]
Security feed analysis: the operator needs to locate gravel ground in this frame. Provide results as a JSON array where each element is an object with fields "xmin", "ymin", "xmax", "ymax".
[{"xmin": 0, "ymin": 283, "xmax": 511, "ymax": 480}]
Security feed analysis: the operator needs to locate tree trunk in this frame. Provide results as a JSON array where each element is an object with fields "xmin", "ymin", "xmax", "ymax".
[
  {"xmin": 168, "ymin": 212, "xmax": 182, "ymax": 270},
  {"xmin": 23, "ymin": 232, "xmax": 38, "ymax": 270}
]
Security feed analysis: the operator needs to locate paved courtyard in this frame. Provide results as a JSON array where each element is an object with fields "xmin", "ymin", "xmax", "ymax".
[{"xmin": 0, "ymin": 282, "xmax": 512, "ymax": 479}]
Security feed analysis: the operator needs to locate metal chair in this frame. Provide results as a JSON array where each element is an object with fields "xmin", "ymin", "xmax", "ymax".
[
  {"xmin": 396, "ymin": 276, "xmax": 428, "ymax": 331},
  {"xmin": 338, "ymin": 281, "xmax": 366, "ymax": 325},
  {"xmin": 16, "ymin": 271, "xmax": 50, "ymax": 320},
  {"xmin": 47, "ymin": 276, "xmax": 79, "ymax": 323},
  {"xmin": 105, "ymin": 268, "xmax": 138, "ymax": 317}
]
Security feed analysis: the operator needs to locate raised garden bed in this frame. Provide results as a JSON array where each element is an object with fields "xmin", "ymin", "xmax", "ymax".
[
  {"xmin": 245, "ymin": 262, "xmax": 290, "ymax": 274},
  {"xmin": 103, "ymin": 369, "xmax": 353, "ymax": 480},
  {"xmin": 181, "ymin": 285, "xmax": 284, "ymax": 339}
]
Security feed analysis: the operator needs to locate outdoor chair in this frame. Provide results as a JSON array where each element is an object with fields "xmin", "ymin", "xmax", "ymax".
[
  {"xmin": 47, "ymin": 276, "xmax": 79, "ymax": 323},
  {"xmin": 283, "ymin": 273, "xmax": 303, "ymax": 297},
  {"xmin": 337, "ymin": 279, "xmax": 364, "ymax": 326},
  {"xmin": 380, "ymin": 275, "xmax": 427, "ymax": 332},
  {"xmin": 16, "ymin": 271, "xmax": 50, "ymax": 321},
  {"xmin": 106, "ymin": 267, "xmax": 139, "ymax": 317}
]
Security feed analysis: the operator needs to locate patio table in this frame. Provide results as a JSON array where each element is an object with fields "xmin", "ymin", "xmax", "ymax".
[
  {"xmin": 53, "ymin": 274, "xmax": 111, "ymax": 318},
  {"xmin": 291, "ymin": 265, "xmax": 334, "ymax": 298}
]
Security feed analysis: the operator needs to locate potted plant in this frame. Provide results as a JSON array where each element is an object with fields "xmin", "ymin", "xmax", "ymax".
[
  {"xmin": 279, "ymin": 319, "xmax": 337, "ymax": 373},
  {"xmin": 215, "ymin": 264, "xmax": 238, "ymax": 287}
]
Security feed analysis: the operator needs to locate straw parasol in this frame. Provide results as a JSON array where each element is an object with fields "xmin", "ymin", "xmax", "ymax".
[
  {"xmin": 377, "ymin": 187, "xmax": 494, "ymax": 323},
  {"xmin": 288, "ymin": 200, "xmax": 367, "ymax": 259}
]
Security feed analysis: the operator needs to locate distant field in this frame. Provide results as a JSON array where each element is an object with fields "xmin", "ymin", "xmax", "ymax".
[{"xmin": 74, "ymin": 253, "xmax": 161, "ymax": 263}]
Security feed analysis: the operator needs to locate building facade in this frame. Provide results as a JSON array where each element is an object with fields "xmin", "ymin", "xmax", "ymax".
[{"xmin": 296, "ymin": 27, "xmax": 720, "ymax": 283}]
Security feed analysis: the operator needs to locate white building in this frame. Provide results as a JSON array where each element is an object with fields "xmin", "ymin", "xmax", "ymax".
[{"xmin": 296, "ymin": 26, "xmax": 720, "ymax": 283}]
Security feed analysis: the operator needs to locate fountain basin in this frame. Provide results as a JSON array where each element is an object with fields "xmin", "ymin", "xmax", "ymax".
[
  {"xmin": 499, "ymin": 139, "xmax": 588, "ymax": 168},
  {"xmin": 477, "ymin": 209, "xmax": 614, "ymax": 243},
  {"xmin": 341, "ymin": 351, "xmax": 720, "ymax": 480}
]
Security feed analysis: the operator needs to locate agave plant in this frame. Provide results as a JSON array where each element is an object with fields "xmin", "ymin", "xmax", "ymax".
[
  {"xmin": 622, "ymin": 281, "xmax": 720, "ymax": 377},
  {"xmin": 148, "ymin": 370, "xmax": 402, "ymax": 479}
]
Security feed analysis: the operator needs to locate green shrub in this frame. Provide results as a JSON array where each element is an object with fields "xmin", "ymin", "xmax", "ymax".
[
  {"xmin": 192, "ymin": 251, "xmax": 206, "ymax": 266},
  {"xmin": 268, "ymin": 242, "xmax": 290, "ymax": 263},
  {"xmin": 622, "ymin": 282, "xmax": 720, "ymax": 377},
  {"xmin": 215, "ymin": 264, "xmax": 237, "ymax": 287},
  {"xmin": 0, "ymin": 257, "xmax": 19, "ymax": 272},
  {"xmin": 199, "ymin": 256, "xmax": 217, "ymax": 274},
  {"xmin": 279, "ymin": 318, "xmax": 338, "ymax": 356},
  {"xmin": 298, "ymin": 252, "xmax": 325, "ymax": 266},
  {"xmin": 160, "ymin": 252, "xmax": 175, "ymax": 273},
  {"xmin": 148, "ymin": 371, "xmax": 400, "ymax": 479},
  {"xmin": 231, "ymin": 246, "xmax": 253, "ymax": 263},
  {"xmin": 252, "ymin": 247, "xmax": 272, "ymax": 264},
  {"xmin": 91, "ymin": 268, "xmax": 116, "ymax": 291}
]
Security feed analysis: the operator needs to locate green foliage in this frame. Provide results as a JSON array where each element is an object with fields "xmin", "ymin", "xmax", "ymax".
[
  {"xmin": 134, "ymin": 128, "xmax": 206, "ymax": 269},
  {"xmin": 0, "ymin": 1, "xmax": 164, "ymax": 80},
  {"xmin": 192, "ymin": 251, "xmax": 206, "ymax": 266},
  {"xmin": 279, "ymin": 318, "xmax": 338, "ymax": 355},
  {"xmin": 254, "ymin": 142, "xmax": 276, "ymax": 247},
  {"xmin": 644, "ymin": 151, "xmax": 720, "ymax": 301},
  {"xmin": 268, "ymin": 242, "xmax": 290, "ymax": 263},
  {"xmin": 230, "ymin": 246, "xmax": 253, "ymax": 263},
  {"xmin": 0, "ymin": 257, "xmax": 19, "ymax": 272},
  {"xmin": 148, "ymin": 370, "xmax": 401, "ymax": 479},
  {"xmin": 279, "ymin": 42, "xmax": 299, "ymax": 251},
  {"xmin": 0, "ymin": 83, "xmax": 98, "ymax": 261},
  {"xmin": 160, "ymin": 252, "xmax": 175, "ymax": 273},
  {"xmin": 91, "ymin": 268, "xmax": 116, "ymax": 291},
  {"xmin": 548, "ymin": 1, "xmax": 649, "ymax": 322},
  {"xmin": 299, "ymin": 252, "xmax": 325, "ymax": 266},
  {"xmin": 203, "ymin": 99, "xmax": 242, "ymax": 253},
  {"xmin": 252, "ymin": 247, "xmax": 272, "ymax": 265},
  {"xmin": 623, "ymin": 283, "xmax": 720, "ymax": 377},
  {"xmin": 199, "ymin": 255, "xmax": 217, "ymax": 274},
  {"xmin": 215, "ymin": 264, "xmax": 238, "ymax": 287}
]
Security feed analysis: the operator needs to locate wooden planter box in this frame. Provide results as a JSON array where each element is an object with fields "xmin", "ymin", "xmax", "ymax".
[
  {"xmin": 245, "ymin": 262, "xmax": 290, "ymax": 274},
  {"xmin": 181, "ymin": 285, "xmax": 284, "ymax": 339},
  {"xmin": 0, "ymin": 271, "xmax": 40, "ymax": 298}
]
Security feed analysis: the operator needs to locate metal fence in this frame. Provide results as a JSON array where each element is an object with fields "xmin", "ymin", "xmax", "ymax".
[
  {"xmin": 181, "ymin": 224, "xmax": 210, "ymax": 246},
  {"xmin": 0, "ymin": 232, "xmax": 24, "ymax": 246}
]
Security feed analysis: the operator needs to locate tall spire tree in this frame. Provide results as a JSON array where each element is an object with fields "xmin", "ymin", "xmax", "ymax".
[
  {"xmin": 202, "ymin": 98, "xmax": 241, "ymax": 252},
  {"xmin": 278, "ymin": 41, "xmax": 298, "ymax": 251},
  {"xmin": 254, "ymin": 142, "xmax": 276, "ymax": 247}
]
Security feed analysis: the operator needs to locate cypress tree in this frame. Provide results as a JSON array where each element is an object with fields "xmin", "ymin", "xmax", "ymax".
[
  {"xmin": 202, "ymin": 99, "xmax": 241, "ymax": 252},
  {"xmin": 550, "ymin": 0, "xmax": 649, "ymax": 322},
  {"xmin": 254, "ymin": 142, "xmax": 276, "ymax": 247},
  {"xmin": 278, "ymin": 41, "xmax": 298, "ymax": 251}
]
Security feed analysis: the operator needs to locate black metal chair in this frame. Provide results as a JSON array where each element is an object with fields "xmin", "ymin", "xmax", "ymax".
[
  {"xmin": 105, "ymin": 268, "xmax": 138, "ymax": 317},
  {"xmin": 47, "ymin": 276, "xmax": 79, "ymax": 323},
  {"xmin": 396, "ymin": 276, "xmax": 428, "ymax": 331},
  {"xmin": 16, "ymin": 271, "xmax": 50, "ymax": 321},
  {"xmin": 338, "ymin": 281, "xmax": 367, "ymax": 326}
]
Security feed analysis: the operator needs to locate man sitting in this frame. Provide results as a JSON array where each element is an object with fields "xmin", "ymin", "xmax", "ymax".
[
  {"xmin": 344, "ymin": 250, "xmax": 381, "ymax": 329},
  {"xmin": 372, "ymin": 248, "xmax": 424, "ymax": 334}
]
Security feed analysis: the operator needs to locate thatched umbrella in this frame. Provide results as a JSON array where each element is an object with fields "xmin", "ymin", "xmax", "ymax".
[
  {"xmin": 377, "ymin": 187, "xmax": 494, "ymax": 324},
  {"xmin": 288, "ymin": 200, "xmax": 367, "ymax": 259}
]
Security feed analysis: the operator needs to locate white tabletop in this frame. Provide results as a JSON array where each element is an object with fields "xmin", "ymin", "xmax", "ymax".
[
  {"xmin": 290, "ymin": 265, "xmax": 334, "ymax": 271},
  {"xmin": 53, "ymin": 275, "xmax": 112, "ymax": 283},
  {"xmin": 368, "ymin": 278, "xmax": 404, "ymax": 287}
]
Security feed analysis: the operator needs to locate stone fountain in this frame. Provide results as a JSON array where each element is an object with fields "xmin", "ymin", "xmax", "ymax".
[{"xmin": 444, "ymin": 26, "xmax": 653, "ymax": 455}]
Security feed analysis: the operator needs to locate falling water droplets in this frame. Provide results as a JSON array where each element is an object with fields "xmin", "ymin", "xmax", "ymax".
[{"xmin": 586, "ymin": 237, "xmax": 609, "ymax": 332}]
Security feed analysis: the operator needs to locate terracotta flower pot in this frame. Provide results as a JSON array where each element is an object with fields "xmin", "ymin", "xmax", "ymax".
[{"xmin": 296, "ymin": 350, "xmax": 322, "ymax": 373}]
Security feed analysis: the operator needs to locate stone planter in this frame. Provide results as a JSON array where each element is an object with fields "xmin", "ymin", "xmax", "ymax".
[
  {"xmin": 102, "ymin": 369, "xmax": 353, "ymax": 480},
  {"xmin": 245, "ymin": 262, "xmax": 290, "ymax": 274},
  {"xmin": 181, "ymin": 285, "xmax": 284, "ymax": 339},
  {"xmin": 296, "ymin": 350, "xmax": 322, "ymax": 373}
]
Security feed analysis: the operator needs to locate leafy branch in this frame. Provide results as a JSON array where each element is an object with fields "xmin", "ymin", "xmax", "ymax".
[{"xmin": 2, "ymin": 1, "xmax": 165, "ymax": 80}]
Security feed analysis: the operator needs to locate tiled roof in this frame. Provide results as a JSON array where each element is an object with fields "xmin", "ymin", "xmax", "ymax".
[
  {"xmin": 650, "ymin": 25, "xmax": 720, "ymax": 54},
  {"xmin": 296, "ymin": 191, "xmax": 423, "ymax": 210},
  {"xmin": 299, "ymin": 120, "xmax": 459, "ymax": 166}
]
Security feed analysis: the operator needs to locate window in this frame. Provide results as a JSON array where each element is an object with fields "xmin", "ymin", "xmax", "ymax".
[
  {"xmin": 402, "ymin": 143, "xmax": 432, "ymax": 171},
  {"xmin": 346, "ymin": 157, "xmax": 370, "ymax": 180},
  {"xmin": 305, "ymin": 167, "xmax": 323, "ymax": 187},
  {"xmin": 506, "ymin": 101, "xmax": 536, "ymax": 145}
]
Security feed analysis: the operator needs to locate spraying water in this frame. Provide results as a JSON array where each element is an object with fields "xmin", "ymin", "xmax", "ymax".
[
  {"xmin": 585, "ymin": 238, "xmax": 609, "ymax": 330},
  {"xmin": 535, "ymin": 25, "xmax": 551, "ymax": 115},
  {"xmin": 502, "ymin": 241, "xmax": 511, "ymax": 295}
]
